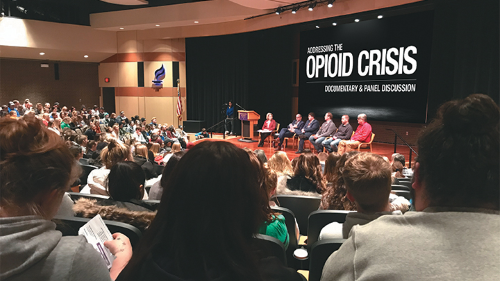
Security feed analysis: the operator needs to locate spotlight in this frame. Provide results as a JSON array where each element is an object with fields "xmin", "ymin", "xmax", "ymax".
[
  {"xmin": 308, "ymin": 2, "xmax": 316, "ymax": 11},
  {"xmin": 84, "ymin": 55, "xmax": 88, "ymax": 58},
  {"xmin": 328, "ymin": 0, "xmax": 335, "ymax": 8},
  {"xmin": 355, "ymin": 19, "xmax": 360, "ymax": 22},
  {"xmin": 276, "ymin": 7, "xmax": 282, "ymax": 15},
  {"xmin": 155, "ymin": 24, "xmax": 160, "ymax": 27},
  {"xmin": 316, "ymin": 26, "xmax": 320, "ymax": 29},
  {"xmin": 332, "ymin": 22, "xmax": 337, "ymax": 26},
  {"xmin": 194, "ymin": 21, "xmax": 199, "ymax": 23},
  {"xmin": 39, "ymin": 52, "xmax": 45, "ymax": 56},
  {"xmin": 119, "ymin": 27, "xmax": 124, "ymax": 30},
  {"xmin": 377, "ymin": 15, "xmax": 383, "ymax": 19},
  {"xmin": 292, "ymin": 6, "xmax": 299, "ymax": 14}
]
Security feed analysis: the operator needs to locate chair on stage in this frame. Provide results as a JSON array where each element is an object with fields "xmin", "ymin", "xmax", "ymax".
[
  {"xmin": 357, "ymin": 133, "xmax": 375, "ymax": 152},
  {"xmin": 259, "ymin": 123, "xmax": 280, "ymax": 148}
]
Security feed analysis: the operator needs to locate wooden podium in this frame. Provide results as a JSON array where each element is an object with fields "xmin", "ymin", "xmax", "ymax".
[{"xmin": 238, "ymin": 110, "xmax": 260, "ymax": 140}]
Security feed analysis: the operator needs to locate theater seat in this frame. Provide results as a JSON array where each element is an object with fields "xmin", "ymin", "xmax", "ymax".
[
  {"xmin": 307, "ymin": 210, "xmax": 352, "ymax": 249},
  {"xmin": 275, "ymin": 195, "xmax": 321, "ymax": 236},
  {"xmin": 252, "ymin": 234, "xmax": 287, "ymax": 265},
  {"xmin": 308, "ymin": 239, "xmax": 345, "ymax": 281},
  {"xmin": 53, "ymin": 215, "xmax": 142, "ymax": 248}
]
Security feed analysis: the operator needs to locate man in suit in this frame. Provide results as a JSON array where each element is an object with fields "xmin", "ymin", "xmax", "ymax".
[
  {"xmin": 309, "ymin": 112, "xmax": 337, "ymax": 153},
  {"xmin": 274, "ymin": 114, "xmax": 305, "ymax": 151},
  {"xmin": 295, "ymin": 112, "xmax": 320, "ymax": 154}
]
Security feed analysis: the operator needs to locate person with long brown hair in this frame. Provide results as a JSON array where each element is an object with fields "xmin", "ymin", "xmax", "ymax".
[
  {"xmin": 323, "ymin": 152, "xmax": 341, "ymax": 183},
  {"xmin": 0, "ymin": 116, "xmax": 131, "ymax": 280},
  {"xmin": 116, "ymin": 141, "xmax": 304, "ymax": 281},
  {"xmin": 286, "ymin": 152, "xmax": 325, "ymax": 194}
]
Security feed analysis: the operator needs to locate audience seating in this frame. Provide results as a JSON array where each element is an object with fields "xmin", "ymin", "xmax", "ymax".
[
  {"xmin": 357, "ymin": 133, "xmax": 375, "ymax": 152},
  {"xmin": 272, "ymin": 206, "xmax": 299, "ymax": 268},
  {"xmin": 308, "ymin": 239, "xmax": 345, "ymax": 281},
  {"xmin": 67, "ymin": 192, "xmax": 109, "ymax": 202},
  {"xmin": 391, "ymin": 184, "xmax": 411, "ymax": 191},
  {"xmin": 142, "ymin": 199, "xmax": 161, "ymax": 210},
  {"xmin": 392, "ymin": 190, "xmax": 411, "ymax": 200},
  {"xmin": 78, "ymin": 158, "xmax": 89, "ymax": 165},
  {"xmin": 275, "ymin": 195, "xmax": 321, "ymax": 236},
  {"xmin": 395, "ymin": 180, "xmax": 412, "ymax": 189},
  {"xmin": 307, "ymin": 210, "xmax": 352, "ymax": 249},
  {"xmin": 79, "ymin": 164, "xmax": 98, "ymax": 186},
  {"xmin": 252, "ymin": 234, "xmax": 287, "ymax": 265},
  {"xmin": 53, "ymin": 215, "xmax": 142, "ymax": 247}
]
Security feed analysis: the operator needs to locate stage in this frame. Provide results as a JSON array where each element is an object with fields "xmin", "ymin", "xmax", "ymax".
[{"xmin": 193, "ymin": 133, "xmax": 418, "ymax": 167}]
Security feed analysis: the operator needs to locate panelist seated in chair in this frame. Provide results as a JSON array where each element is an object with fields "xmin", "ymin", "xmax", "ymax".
[
  {"xmin": 257, "ymin": 112, "xmax": 276, "ymax": 147},
  {"xmin": 319, "ymin": 153, "xmax": 405, "ymax": 240},
  {"xmin": 309, "ymin": 112, "xmax": 337, "ymax": 154},
  {"xmin": 337, "ymin": 114, "xmax": 372, "ymax": 155},
  {"xmin": 295, "ymin": 112, "xmax": 320, "ymax": 154},
  {"xmin": 274, "ymin": 114, "xmax": 305, "ymax": 151},
  {"xmin": 322, "ymin": 115, "xmax": 353, "ymax": 153}
]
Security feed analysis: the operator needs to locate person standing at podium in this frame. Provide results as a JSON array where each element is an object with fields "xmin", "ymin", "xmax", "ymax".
[
  {"xmin": 225, "ymin": 101, "xmax": 234, "ymax": 135},
  {"xmin": 257, "ymin": 113, "xmax": 276, "ymax": 147}
]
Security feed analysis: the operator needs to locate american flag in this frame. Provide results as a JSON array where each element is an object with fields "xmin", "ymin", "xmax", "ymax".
[{"xmin": 176, "ymin": 79, "xmax": 182, "ymax": 121}]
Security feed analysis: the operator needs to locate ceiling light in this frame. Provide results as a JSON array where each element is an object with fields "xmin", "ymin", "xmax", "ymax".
[
  {"xmin": 332, "ymin": 22, "xmax": 337, "ymax": 26},
  {"xmin": 292, "ymin": 6, "xmax": 299, "ymax": 14},
  {"xmin": 355, "ymin": 19, "xmax": 360, "ymax": 22},
  {"xmin": 119, "ymin": 27, "xmax": 124, "ymax": 30},
  {"xmin": 328, "ymin": 0, "xmax": 335, "ymax": 8},
  {"xmin": 155, "ymin": 24, "xmax": 160, "ymax": 27},
  {"xmin": 276, "ymin": 7, "xmax": 282, "ymax": 15},
  {"xmin": 84, "ymin": 55, "xmax": 88, "ymax": 58},
  {"xmin": 39, "ymin": 52, "xmax": 45, "ymax": 56},
  {"xmin": 194, "ymin": 21, "xmax": 199, "ymax": 23},
  {"xmin": 308, "ymin": 2, "xmax": 316, "ymax": 11},
  {"xmin": 378, "ymin": 15, "xmax": 383, "ymax": 19},
  {"xmin": 316, "ymin": 26, "xmax": 320, "ymax": 29}
]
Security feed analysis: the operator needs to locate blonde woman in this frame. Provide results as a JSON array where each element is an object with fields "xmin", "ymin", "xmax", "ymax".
[{"xmin": 162, "ymin": 143, "xmax": 182, "ymax": 164}]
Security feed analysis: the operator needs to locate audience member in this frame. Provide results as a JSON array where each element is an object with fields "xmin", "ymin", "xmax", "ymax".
[
  {"xmin": 321, "ymin": 94, "xmax": 500, "ymax": 280},
  {"xmin": 254, "ymin": 149, "xmax": 268, "ymax": 164},
  {"xmin": 116, "ymin": 141, "xmax": 305, "ymax": 281},
  {"xmin": 286, "ymin": 153, "xmax": 324, "ymax": 194},
  {"xmin": 0, "ymin": 116, "xmax": 131, "ymax": 281},
  {"xmin": 74, "ymin": 162, "xmax": 156, "ymax": 231},
  {"xmin": 149, "ymin": 151, "xmax": 186, "ymax": 200},
  {"xmin": 323, "ymin": 152, "xmax": 341, "ymax": 183},
  {"xmin": 320, "ymin": 151, "xmax": 359, "ymax": 210},
  {"xmin": 319, "ymin": 153, "xmax": 403, "ymax": 240},
  {"xmin": 81, "ymin": 139, "xmax": 130, "ymax": 196},
  {"xmin": 133, "ymin": 144, "xmax": 157, "ymax": 180}
]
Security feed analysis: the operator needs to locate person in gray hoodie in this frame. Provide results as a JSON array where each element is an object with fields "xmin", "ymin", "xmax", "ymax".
[
  {"xmin": 321, "ymin": 94, "xmax": 500, "ymax": 281},
  {"xmin": 0, "ymin": 116, "xmax": 132, "ymax": 281}
]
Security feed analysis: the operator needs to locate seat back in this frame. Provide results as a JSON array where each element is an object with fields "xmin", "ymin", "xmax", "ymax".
[
  {"xmin": 392, "ymin": 190, "xmax": 411, "ymax": 200},
  {"xmin": 271, "ymin": 206, "xmax": 298, "ymax": 249},
  {"xmin": 275, "ymin": 195, "xmax": 321, "ymax": 236},
  {"xmin": 67, "ymin": 192, "xmax": 109, "ymax": 202},
  {"xmin": 391, "ymin": 184, "xmax": 411, "ymax": 191},
  {"xmin": 153, "ymin": 163, "xmax": 164, "ymax": 175},
  {"xmin": 252, "ymin": 234, "xmax": 287, "ymax": 265},
  {"xmin": 79, "ymin": 164, "xmax": 98, "ymax": 186},
  {"xmin": 53, "ymin": 215, "xmax": 142, "ymax": 247},
  {"xmin": 308, "ymin": 239, "xmax": 345, "ymax": 281},
  {"xmin": 307, "ymin": 210, "xmax": 352, "ymax": 248},
  {"xmin": 78, "ymin": 158, "xmax": 89, "ymax": 165}
]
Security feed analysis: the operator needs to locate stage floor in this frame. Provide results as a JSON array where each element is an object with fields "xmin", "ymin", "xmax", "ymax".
[{"xmin": 194, "ymin": 134, "xmax": 418, "ymax": 167}]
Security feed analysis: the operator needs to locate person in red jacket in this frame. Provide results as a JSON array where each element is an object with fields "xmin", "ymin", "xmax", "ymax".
[
  {"xmin": 338, "ymin": 114, "xmax": 372, "ymax": 155},
  {"xmin": 257, "ymin": 112, "xmax": 276, "ymax": 147}
]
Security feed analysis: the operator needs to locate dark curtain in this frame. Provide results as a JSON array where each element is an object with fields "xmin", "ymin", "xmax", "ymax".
[
  {"xmin": 427, "ymin": 0, "xmax": 499, "ymax": 120},
  {"xmin": 186, "ymin": 27, "xmax": 295, "ymax": 135},
  {"xmin": 186, "ymin": 33, "xmax": 249, "ymax": 134}
]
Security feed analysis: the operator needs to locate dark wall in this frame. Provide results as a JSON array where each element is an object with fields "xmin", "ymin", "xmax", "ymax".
[
  {"xmin": 0, "ymin": 58, "xmax": 100, "ymax": 109},
  {"xmin": 183, "ymin": 0, "xmax": 500, "ymax": 136}
]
